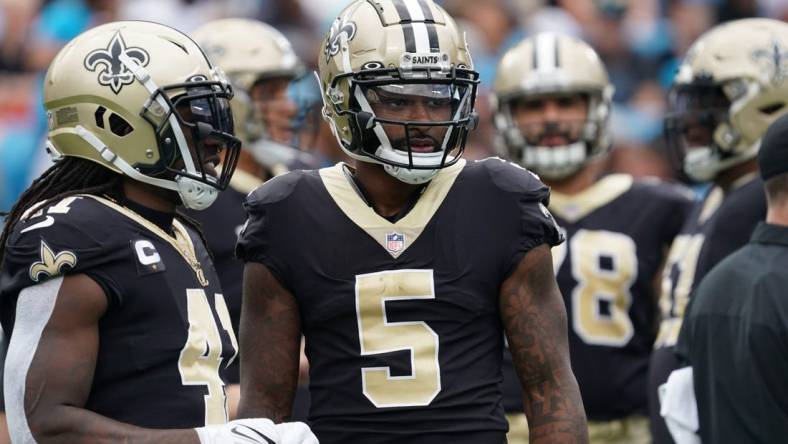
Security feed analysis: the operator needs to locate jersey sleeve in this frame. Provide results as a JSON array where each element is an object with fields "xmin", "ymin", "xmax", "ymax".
[
  {"xmin": 482, "ymin": 159, "xmax": 565, "ymax": 277},
  {"xmin": 235, "ymin": 171, "xmax": 305, "ymax": 290},
  {"xmin": 703, "ymin": 181, "xmax": 767, "ymax": 269},
  {"xmin": 0, "ymin": 197, "xmax": 125, "ymax": 307},
  {"xmin": 651, "ymin": 181, "xmax": 695, "ymax": 247}
]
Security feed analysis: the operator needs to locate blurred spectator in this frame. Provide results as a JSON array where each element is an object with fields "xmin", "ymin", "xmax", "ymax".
[
  {"xmin": 0, "ymin": 0, "xmax": 117, "ymax": 212},
  {"xmin": 0, "ymin": 0, "xmax": 780, "ymax": 212}
]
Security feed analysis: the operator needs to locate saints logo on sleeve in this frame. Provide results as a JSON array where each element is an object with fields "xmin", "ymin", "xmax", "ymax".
[{"xmin": 29, "ymin": 241, "xmax": 77, "ymax": 282}]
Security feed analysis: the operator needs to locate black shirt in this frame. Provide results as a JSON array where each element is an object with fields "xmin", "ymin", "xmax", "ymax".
[
  {"xmin": 0, "ymin": 195, "xmax": 237, "ymax": 428},
  {"xmin": 236, "ymin": 158, "xmax": 563, "ymax": 444},
  {"xmin": 676, "ymin": 222, "xmax": 788, "ymax": 444},
  {"xmin": 500, "ymin": 175, "xmax": 692, "ymax": 420},
  {"xmin": 648, "ymin": 175, "xmax": 766, "ymax": 443}
]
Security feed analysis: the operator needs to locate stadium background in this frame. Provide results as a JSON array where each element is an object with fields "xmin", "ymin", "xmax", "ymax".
[{"xmin": 0, "ymin": 0, "xmax": 786, "ymax": 211}]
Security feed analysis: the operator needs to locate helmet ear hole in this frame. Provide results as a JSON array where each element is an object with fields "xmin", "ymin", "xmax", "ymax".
[
  {"xmin": 758, "ymin": 103, "xmax": 785, "ymax": 115},
  {"xmin": 108, "ymin": 113, "xmax": 134, "ymax": 137},
  {"xmin": 95, "ymin": 107, "xmax": 107, "ymax": 129}
]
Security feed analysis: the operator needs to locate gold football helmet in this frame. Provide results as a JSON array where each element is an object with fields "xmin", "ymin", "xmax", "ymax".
[
  {"xmin": 318, "ymin": 0, "xmax": 479, "ymax": 184},
  {"xmin": 491, "ymin": 32, "xmax": 614, "ymax": 180},
  {"xmin": 665, "ymin": 18, "xmax": 788, "ymax": 182},
  {"xmin": 44, "ymin": 21, "xmax": 240, "ymax": 210},
  {"xmin": 191, "ymin": 18, "xmax": 304, "ymax": 146}
]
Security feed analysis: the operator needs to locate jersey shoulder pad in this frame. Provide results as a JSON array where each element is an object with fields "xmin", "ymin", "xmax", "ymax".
[
  {"xmin": 471, "ymin": 157, "xmax": 548, "ymax": 196},
  {"xmin": 3, "ymin": 195, "xmax": 126, "ymax": 288},
  {"xmin": 244, "ymin": 169, "xmax": 315, "ymax": 208}
]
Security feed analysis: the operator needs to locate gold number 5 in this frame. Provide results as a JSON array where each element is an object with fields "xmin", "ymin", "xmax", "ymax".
[{"xmin": 355, "ymin": 269, "xmax": 441, "ymax": 408}]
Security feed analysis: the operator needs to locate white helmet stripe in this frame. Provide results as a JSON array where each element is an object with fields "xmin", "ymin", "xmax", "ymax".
[
  {"xmin": 535, "ymin": 33, "xmax": 558, "ymax": 73},
  {"xmin": 403, "ymin": 0, "xmax": 431, "ymax": 53}
]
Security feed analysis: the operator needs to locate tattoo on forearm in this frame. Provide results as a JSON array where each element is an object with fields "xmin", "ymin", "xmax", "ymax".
[
  {"xmin": 501, "ymin": 246, "xmax": 589, "ymax": 443},
  {"xmin": 238, "ymin": 264, "xmax": 301, "ymax": 422}
]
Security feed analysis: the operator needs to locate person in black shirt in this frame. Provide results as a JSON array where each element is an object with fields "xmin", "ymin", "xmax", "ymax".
[
  {"xmin": 0, "ymin": 21, "xmax": 313, "ymax": 444},
  {"xmin": 649, "ymin": 18, "xmax": 788, "ymax": 443},
  {"xmin": 675, "ymin": 111, "xmax": 788, "ymax": 444},
  {"xmin": 491, "ymin": 33, "xmax": 693, "ymax": 444}
]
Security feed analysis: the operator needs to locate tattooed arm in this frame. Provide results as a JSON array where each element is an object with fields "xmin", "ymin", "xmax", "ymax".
[
  {"xmin": 500, "ymin": 244, "xmax": 588, "ymax": 444},
  {"xmin": 11, "ymin": 274, "xmax": 199, "ymax": 444},
  {"xmin": 237, "ymin": 262, "xmax": 301, "ymax": 422}
]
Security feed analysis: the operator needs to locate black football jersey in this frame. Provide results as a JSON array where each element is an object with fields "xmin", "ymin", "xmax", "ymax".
[
  {"xmin": 500, "ymin": 175, "xmax": 693, "ymax": 421},
  {"xmin": 236, "ymin": 158, "xmax": 563, "ymax": 444},
  {"xmin": 0, "ymin": 195, "xmax": 238, "ymax": 429},
  {"xmin": 186, "ymin": 170, "xmax": 262, "ymax": 384},
  {"xmin": 649, "ymin": 174, "xmax": 766, "ymax": 443}
]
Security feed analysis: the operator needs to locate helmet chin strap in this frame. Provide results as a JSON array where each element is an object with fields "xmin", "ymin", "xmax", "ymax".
[
  {"xmin": 382, "ymin": 164, "xmax": 440, "ymax": 185},
  {"xmin": 71, "ymin": 126, "xmax": 218, "ymax": 210},
  {"xmin": 683, "ymin": 143, "xmax": 759, "ymax": 183},
  {"xmin": 523, "ymin": 141, "xmax": 587, "ymax": 180}
]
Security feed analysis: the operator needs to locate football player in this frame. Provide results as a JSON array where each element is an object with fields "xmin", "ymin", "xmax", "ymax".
[
  {"xmin": 491, "ymin": 33, "xmax": 693, "ymax": 444},
  {"xmin": 187, "ymin": 18, "xmax": 317, "ymax": 418},
  {"xmin": 235, "ymin": 1, "xmax": 588, "ymax": 443},
  {"xmin": 649, "ymin": 18, "xmax": 788, "ymax": 444},
  {"xmin": 0, "ymin": 21, "xmax": 314, "ymax": 444}
]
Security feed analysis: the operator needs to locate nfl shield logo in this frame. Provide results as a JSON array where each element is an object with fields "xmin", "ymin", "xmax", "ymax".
[{"xmin": 386, "ymin": 232, "xmax": 405, "ymax": 253}]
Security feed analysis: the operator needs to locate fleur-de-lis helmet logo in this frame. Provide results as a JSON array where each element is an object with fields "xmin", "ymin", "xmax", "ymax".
[
  {"xmin": 84, "ymin": 31, "xmax": 150, "ymax": 94},
  {"xmin": 324, "ymin": 16, "xmax": 357, "ymax": 63},
  {"xmin": 29, "ymin": 240, "xmax": 77, "ymax": 282},
  {"xmin": 752, "ymin": 40, "xmax": 788, "ymax": 86}
]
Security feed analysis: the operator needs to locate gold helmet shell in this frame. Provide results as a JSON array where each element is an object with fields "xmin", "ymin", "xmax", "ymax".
[
  {"xmin": 317, "ymin": 0, "xmax": 479, "ymax": 184},
  {"xmin": 491, "ymin": 32, "xmax": 614, "ymax": 179},
  {"xmin": 666, "ymin": 18, "xmax": 788, "ymax": 182},
  {"xmin": 192, "ymin": 18, "xmax": 305, "ymax": 149},
  {"xmin": 192, "ymin": 18, "xmax": 303, "ymax": 92},
  {"xmin": 44, "ymin": 20, "xmax": 240, "ymax": 210}
]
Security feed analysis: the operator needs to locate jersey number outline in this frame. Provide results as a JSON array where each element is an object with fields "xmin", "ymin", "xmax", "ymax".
[
  {"xmin": 655, "ymin": 233, "xmax": 704, "ymax": 347},
  {"xmin": 552, "ymin": 229, "xmax": 638, "ymax": 346},
  {"xmin": 178, "ymin": 289, "xmax": 238, "ymax": 425},
  {"xmin": 355, "ymin": 269, "xmax": 441, "ymax": 408}
]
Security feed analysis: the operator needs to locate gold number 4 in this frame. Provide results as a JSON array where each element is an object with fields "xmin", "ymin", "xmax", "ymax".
[
  {"xmin": 178, "ymin": 289, "xmax": 238, "ymax": 425},
  {"xmin": 553, "ymin": 229, "xmax": 638, "ymax": 346},
  {"xmin": 655, "ymin": 234, "xmax": 704, "ymax": 347},
  {"xmin": 355, "ymin": 269, "xmax": 441, "ymax": 408}
]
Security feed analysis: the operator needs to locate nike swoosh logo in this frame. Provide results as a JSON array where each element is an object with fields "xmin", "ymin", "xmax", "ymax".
[
  {"xmin": 21, "ymin": 216, "xmax": 55, "ymax": 234},
  {"xmin": 231, "ymin": 425, "xmax": 276, "ymax": 444}
]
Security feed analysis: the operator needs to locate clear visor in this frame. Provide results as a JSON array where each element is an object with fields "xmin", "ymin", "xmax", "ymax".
[
  {"xmin": 359, "ymin": 82, "xmax": 474, "ymax": 161},
  {"xmin": 141, "ymin": 81, "xmax": 241, "ymax": 190},
  {"xmin": 364, "ymin": 83, "xmax": 470, "ymax": 123}
]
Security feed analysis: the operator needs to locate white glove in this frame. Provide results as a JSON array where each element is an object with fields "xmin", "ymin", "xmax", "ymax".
[
  {"xmin": 275, "ymin": 422, "xmax": 319, "ymax": 444},
  {"xmin": 195, "ymin": 418, "xmax": 281, "ymax": 444},
  {"xmin": 659, "ymin": 367, "xmax": 701, "ymax": 444}
]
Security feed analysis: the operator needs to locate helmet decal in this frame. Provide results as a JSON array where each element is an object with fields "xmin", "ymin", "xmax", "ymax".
[
  {"xmin": 84, "ymin": 31, "xmax": 150, "ymax": 95},
  {"xmin": 393, "ymin": 0, "xmax": 440, "ymax": 53},
  {"xmin": 752, "ymin": 40, "xmax": 788, "ymax": 85},
  {"xmin": 324, "ymin": 16, "xmax": 357, "ymax": 62}
]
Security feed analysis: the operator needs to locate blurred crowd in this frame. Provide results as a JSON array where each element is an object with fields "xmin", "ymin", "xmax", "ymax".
[{"xmin": 0, "ymin": 0, "xmax": 786, "ymax": 212}]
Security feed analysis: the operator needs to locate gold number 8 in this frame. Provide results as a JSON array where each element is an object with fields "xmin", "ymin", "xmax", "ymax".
[{"xmin": 567, "ymin": 230, "xmax": 638, "ymax": 346}]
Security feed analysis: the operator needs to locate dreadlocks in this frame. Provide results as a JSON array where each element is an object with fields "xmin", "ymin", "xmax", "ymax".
[
  {"xmin": 0, "ymin": 157, "xmax": 215, "ymax": 264},
  {"xmin": 0, "ymin": 157, "xmax": 123, "ymax": 261}
]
